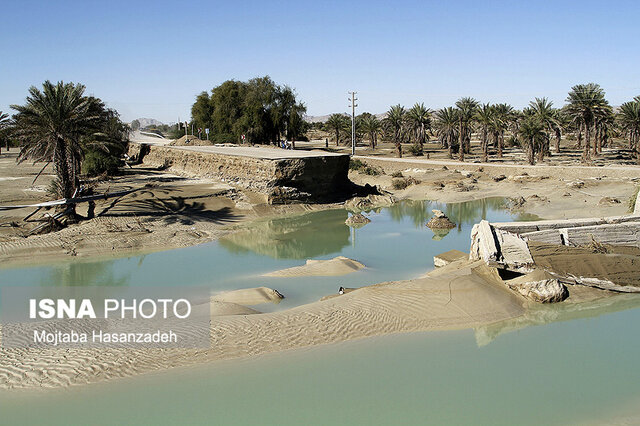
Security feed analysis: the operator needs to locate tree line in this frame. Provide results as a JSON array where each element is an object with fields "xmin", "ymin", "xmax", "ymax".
[
  {"xmin": 188, "ymin": 76, "xmax": 307, "ymax": 144},
  {"xmin": 319, "ymin": 83, "xmax": 640, "ymax": 164}
]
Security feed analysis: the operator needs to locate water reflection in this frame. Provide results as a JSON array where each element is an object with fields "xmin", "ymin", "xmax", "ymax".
[
  {"xmin": 475, "ymin": 292, "xmax": 640, "ymax": 346},
  {"xmin": 40, "ymin": 259, "xmax": 130, "ymax": 287},
  {"xmin": 388, "ymin": 198, "xmax": 509, "ymax": 229},
  {"xmin": 219, "ymin": 209, "xmax": 350, "ymax": 259},
  {"xmin": 219, "ymin": 198, "xmax": 518, "ymax": 259}
]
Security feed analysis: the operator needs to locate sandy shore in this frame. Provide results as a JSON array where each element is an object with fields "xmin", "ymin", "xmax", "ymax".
[
  {"xmin": 264, "ymin": 256, "xmax": 365, "ymax": 277},
  {"xmin": 0, "ymin": 258, "xmax": 526, "ymax": 389},
  {"xmin": 1, "ymin": 150, "xmax": 637, "ymax": 266}
]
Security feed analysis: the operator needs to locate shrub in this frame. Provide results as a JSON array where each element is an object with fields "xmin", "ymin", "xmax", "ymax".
[
  {"xmin": 408, "ymin": 144, "xmax": 424, "ymax": 156},
  {"xmin": 391, "ymin": 176, "xmax": 420, "ymax": 190},
  {"xmin": 506, "ymin": 136, "xmax": 519, "ymax": 147},
  {"xmin": 82, "ymin": 149, "xmax": 122, "ymax": 177},
  {"xmin": 349, "ymin": 159, "xmax": 382, "ymax": 176},
  {"xmin": 391, "ymin": 171, "xmax": 403, "ymax": 178}
]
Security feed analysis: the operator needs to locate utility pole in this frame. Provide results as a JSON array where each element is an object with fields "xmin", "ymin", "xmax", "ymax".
[{"xmin": 348, "ymin": 91, "xmax": 357, "ymax": 156}]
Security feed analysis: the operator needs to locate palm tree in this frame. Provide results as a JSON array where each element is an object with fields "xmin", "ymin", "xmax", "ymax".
[
  {"xmin": 492, "ymin": 103, "xmax": 515, "ymax": 158},
  {"xmin": 360, "ymin": 114, "xmax": 382, "ymax": 149},
  {"xmin": 455, "ymin": 97, "xmax": 479, "ymax": 162},
  {"xmin": 565, "ymin": 83, "xmax": 608, "ymax": 162},
  {"xmin": 0, "ymin": 111, "xmax": 10, "ymax": 154},
  {"xmin": 406, "ymin": 103, "xmax": 432, "ymax": 154},
  {"xmin": 552, "ymin": 109, "xmax": 570, "ymax": 153},
  {"xmin": 384, "ymin": 104, "xmax": 406, "ymax": 158},
  {"xmin": 11, "ymin": 81, "xmax": 104, "ymax": 204},
  {"xmin": 518, "ymin": 116, "xmax": 546, "ymax": 165},
  {"xmin": 528, "ymin": 98, "xmax": 559, "ymax": 161},
  {"xmin": 434, "ymin": 107, "xmax": 459, "ymax": 159},
  {"xmin": 618, "ymin": 98, "xmax": 640, "ymax": 164},
  {"xmin": 325, "ymin": 113, "xmax": 348, "ymax": 146},
  {"xmin": 474, "ymin": 104, "xmax": 494, "ymax": 162},
  {"xmin": 594, "ymin": 104, "xmax": 614, "ymax": 155}
]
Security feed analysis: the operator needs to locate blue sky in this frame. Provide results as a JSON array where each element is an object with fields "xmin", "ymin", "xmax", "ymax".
[{"xmin": 1, "ymin": 0, "xmax": 639, "ymax": 123}]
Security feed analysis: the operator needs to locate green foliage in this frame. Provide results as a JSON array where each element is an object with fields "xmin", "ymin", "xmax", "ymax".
[
  {"xmin": 82, "ymin": 149, "xmax": 122, "ymax": 176},
  {"xmin": 11, "ymin": 80, "xmax": 129, "ymax": 198},
  {"xmin": 326, "ymin": 113, "xmax": 349, "ymax": 145},
  {"xmin": 349, "ymin": 159, "xmax": 382, "ymax": 175},
  {"xmin": 408, "ymin": 143, "xmax": 424, "ymax": 156},
  {"xmin": 391, "ymin": 177, "xmax": 419, "ymax": 190},
  {"xmin": 188, "ymin": 76, "xmax": 306, "ymax": 144}
]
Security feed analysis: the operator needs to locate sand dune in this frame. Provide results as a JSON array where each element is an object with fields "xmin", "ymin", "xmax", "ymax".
[
  {"xmin": 210, "ymin": 301, "xmax": 261, "ymax": 316},
  {"xmin": 264, "ymin": 256, "xmax": 365, "ymax": 277},
  {"xmin": 211, "ymin": 287, "xmax": 284, "ymax": 305},
  {"xmin": 0, "ymin": 259, "xmax": 525, "ymax": 389}
]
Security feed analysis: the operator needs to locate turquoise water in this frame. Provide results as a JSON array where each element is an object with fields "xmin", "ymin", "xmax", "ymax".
[
  {"xmin": 1, "ymin": 198, "xmax": 640, "ymax": 425},
  {"xmin": 0, "ymin": 198, "xmax": 522, "ymax": 311}
]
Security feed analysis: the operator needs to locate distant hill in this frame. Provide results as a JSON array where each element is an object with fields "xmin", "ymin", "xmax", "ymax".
[
  {"xmin": 305, "ymin": 113, "xmax": 386, "ymax": 123},
  {"xmin": 132, "ymin": 118, "xmax": 164, "ymax": 128}
]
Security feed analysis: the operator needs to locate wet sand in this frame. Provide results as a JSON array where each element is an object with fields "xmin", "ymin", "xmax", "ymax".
[{"xmin": 0, "ymin": 259, "xmax": 526, "ymax": 389}]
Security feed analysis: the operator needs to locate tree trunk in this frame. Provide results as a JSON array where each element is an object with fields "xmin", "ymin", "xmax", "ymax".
[
  {"xmin": 448, "ymin": 136, "xmax": 453, "ymax": 159},
  {"xmin": 577, "ymin": 126, "xmax": 582, "ymax": 149},
  {"xmin": 583, "ymin": 123, "xmax": 591, "ymax": 162},
  {"xmin": 481, "ymin": 128, "xmax": 488, "ymax": 162},
  {"xmin": 498, "ymin": 131, "xmax": 504, "ymax": 158},
  {"xmin": 458, "ymin": 119, "xmax": 464, "ymax": 162},
  {"xmin": 54, "ymin": 138, "xmax": 76, "ymax": 215},
  {"xmin": 528, "ymin": 138, "xmax": 536, "ymax": 165},
  {"xmin": 396, "ymin": 141, "xmax": 402, "ymax": 158},
  {"xmin": 537, "ymin": 140, "xmax": 545, "ymax": 162},
  {"xmin": 555, "ymin": 130, "xmax": 561, "ymax": 153}
]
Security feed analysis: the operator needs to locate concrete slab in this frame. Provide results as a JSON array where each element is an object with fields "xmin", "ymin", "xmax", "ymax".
[{"xmin": 164, "ymin": 144, "xmax": 346, "ymax": 160}]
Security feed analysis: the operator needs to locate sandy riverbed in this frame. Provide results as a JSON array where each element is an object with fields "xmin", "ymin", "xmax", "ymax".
[
  {"xmin": 0, "ymin": 149, "xmax": 639, "ymax": 389},
  {"xmin": 0, "ymin": 151, "xmax": 636, "ymax": 266}
]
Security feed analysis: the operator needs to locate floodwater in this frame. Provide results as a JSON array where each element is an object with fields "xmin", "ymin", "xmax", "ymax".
[{"xmin": 1, "ymin": 198, "xmax": 639, "ymax": 425}]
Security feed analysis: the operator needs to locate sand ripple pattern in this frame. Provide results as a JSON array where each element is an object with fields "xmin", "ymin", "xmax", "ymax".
[{"xmin": 0, "ymin": 260, "xmax": 524, "ymax": 389}]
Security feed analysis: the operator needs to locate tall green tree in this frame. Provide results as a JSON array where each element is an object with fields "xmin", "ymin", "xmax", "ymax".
[
  {"xmin": 360, "ymin": 114, "xmax": 382, "ymax": 149},
  {"xmin": 325, "ymin": 113, "xmax": 349, "ymax": 146},
  {"xmin": 492, "ymin": 103, "xmax": 515, "ymax": 158},
  {"xmin": 191, "ymin": 91, "xmax": 213, "ymax": 134},
  {"xmin": 618, "ymin": 98, "xmax": 640, "ymax": 164},
  {"xmin": 434, "ymin": 107, "xmax": 459, "ymax": 159},
  {"xmin": 407, "ymin": 103, "xmax": 432, "ymax": 154},
  {"xmin": 518, "ymin": 116, "xmax": 546, "ymax": 165},
  {"xmin": 565, "ymin": 83, "xmax": 608, "ymax": 162},
  {"xmin": 474, "ymin": 104, "xmax": 494, "ymax": 162},
  {"xmin": 594, "ymin": 103, "xmax": 614, "ymax": 155},
  {"xmin": 384, "ymin": 104, "xmax": 407, "ymax": 157},
  {"xmin": 11, "ymin": 81, "xmax": 127, "ymax": 207},
  {"xmin": 528, "ymin": 97, "xmax": 559, "ymax": 161},
  {"xmin": 455, "ymin": 97, "xmax": 479, "ymax": 162}
]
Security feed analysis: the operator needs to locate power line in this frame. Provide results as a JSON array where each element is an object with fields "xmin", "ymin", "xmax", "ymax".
[{"xmin": 348, "ymin": 91, "xmax": 358, "ymax": 156}]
